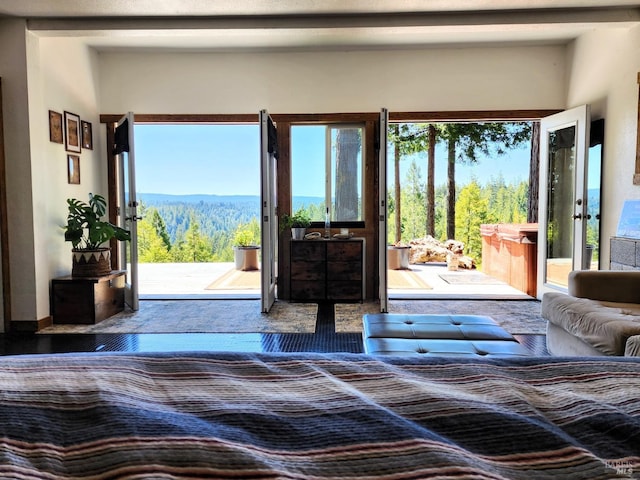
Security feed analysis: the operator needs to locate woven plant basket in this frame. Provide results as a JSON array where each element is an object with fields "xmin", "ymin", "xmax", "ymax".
[{"xmin": 72, "ymin": 248, "xmax": 112, "ymax": 277}]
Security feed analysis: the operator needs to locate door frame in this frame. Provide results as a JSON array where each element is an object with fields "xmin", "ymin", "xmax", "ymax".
[
  {"xmin": 101, "ymin": 110, "xmax": 561, "ymax": 307},
  {"xmin": 0, "ymin": 78, "xmax": 11, "ymax": 331}
]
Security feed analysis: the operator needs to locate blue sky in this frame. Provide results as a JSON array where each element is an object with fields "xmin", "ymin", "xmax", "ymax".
[{"xmin": 134, "ymin": 124, "xmax": 533, "ymax": 196}]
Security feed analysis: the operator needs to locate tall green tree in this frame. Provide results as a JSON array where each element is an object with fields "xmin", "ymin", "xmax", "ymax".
[
  {"xmin": 147, "ymin": 208, "xmax": 171, "ymax": 251},
  {"xmin": 172, "ymin": 215, "xmax": 213, "ymax": 262},
  {"xmin": 439, "ymin": 122, "xmax": 531, "ymax": 239},
  {"xmin": 137, "ymin": 220, "xmax": 172, "ymax": 263},
  {"xmin": 426, "ymin": 124, "xmax": 436, "ymax": 236},
  {"xmin": 400, "ymin": 160, "xmax": 427, "ymax": 240},
  {"xmin": 388, "ymin": 123, "xmax": 431, "ymax": 243},
  {"xmin": 455, "ymin": 180, "xmax": 489, "ymax": 262}
]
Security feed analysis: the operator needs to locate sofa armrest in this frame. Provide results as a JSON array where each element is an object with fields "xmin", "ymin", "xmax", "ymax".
[
  {"xmin": 568, "ymin": 270, "xmax": 640, "ymax": 303},
  {"xmin": 625, "ymin": 335, "xmax": 640, "ymax": 356}
]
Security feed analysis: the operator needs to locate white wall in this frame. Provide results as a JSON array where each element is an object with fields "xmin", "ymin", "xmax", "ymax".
[
  {"xmin": 566, "ymin": 25, "xmax": 640, "ymax": 266},
  {"xmin": 99, "ymin": 46, "xmax": 567, "ymax": 114},
  {"xmin": 28, "ymin": 37, "xmax": 105, "ymax": 321},
  {"xmin": 0, "ymin": 19, "xmax": 36, "ymax": 329},
  {"xmin": 1, "ymin": 26, "xmax": 105, "ymax": 326}
]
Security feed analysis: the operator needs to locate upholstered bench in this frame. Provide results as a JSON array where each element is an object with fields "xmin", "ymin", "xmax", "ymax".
[{"xmin": 362, "ymin": 313, "xmax": 530, "ymax": 357}]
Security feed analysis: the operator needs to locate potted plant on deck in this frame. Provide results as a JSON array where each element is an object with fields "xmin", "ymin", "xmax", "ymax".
[
  {"xmin": 232, "ymin": 224, "xmax": 260, "ymax": 271},
  {"xmin": 280, "ymin": 209, "xmax": 312, "ymax": 240},
  {"xmin": 64, "ymin": 193, "xmax": 130, "ymax": 277}
]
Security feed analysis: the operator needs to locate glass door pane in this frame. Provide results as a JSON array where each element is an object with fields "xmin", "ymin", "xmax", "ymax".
[
  {"xmin": 329, "ymin": 126, "xmax": 364, "ymax": 222},
  {"xmin": 586, "ymin": 119, "xmax": 604, "ymax": 270},
  {"xmin": 115, "ymin": 113, "xmax": 139, "ymax": 310},
  {"xmin": 538, "ymin": 105, "xmax": 590, "ymax": 296},
  {"xmin": 260, "ymin": 110, "xmax": 277, "ymax": 313},
  {"xmin": 378, "ymin": 109, "xmax": 389, "ymax": 312},
  {"xmin": 545, "ymin": 125, "xmax": 576, "ymax": 287}
]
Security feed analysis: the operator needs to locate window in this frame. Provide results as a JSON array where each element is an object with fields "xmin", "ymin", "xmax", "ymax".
[{"xmin": 291, "ymin": 124, "xmax": 364, "ymax": 224}]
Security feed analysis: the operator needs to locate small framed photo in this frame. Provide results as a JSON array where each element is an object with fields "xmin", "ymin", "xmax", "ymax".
[
  {"xmin": 48, "ymin": 110, "xmax": 63, "ymax": 144},
  {"xmin": 67, "ymin": 154, "xmax": 80, "ymax": 184},
  {"xmin": 64, "ymin": 111, "xmax": 81, "ymax": 153},
  {"xmin": 81, "ymin": 120, "xmax": 93, "ymax": 150}
]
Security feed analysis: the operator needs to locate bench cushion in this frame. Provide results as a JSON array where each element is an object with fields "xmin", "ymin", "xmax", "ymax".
[
  {"xmin": 364, "ymin": 338, "xmax": 530, "ymax": 357},
  {"xmin": 362, "ymin": 313, "xmax": 528, "ymax": 357},
  {"xmin": 363, "ymin": 314, "xmax": 515, "ymax": 341}
]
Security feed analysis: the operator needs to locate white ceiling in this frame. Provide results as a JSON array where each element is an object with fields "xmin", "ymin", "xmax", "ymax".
[{"xmin": 2, "ymin": 0, "xmax": 639, "ymax": 52}]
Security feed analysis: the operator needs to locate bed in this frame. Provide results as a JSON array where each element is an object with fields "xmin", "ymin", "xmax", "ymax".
[{"xmin": 0, "ymin": 352, "xmax": 638, "ymax": 479}]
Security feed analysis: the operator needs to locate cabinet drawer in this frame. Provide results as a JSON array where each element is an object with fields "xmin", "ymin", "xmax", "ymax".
[
  {"xmin": 327, "ymin": 281, "xmax": 362, "ymax": 300},
  {"xmin": 291, "ymin": 281, "xmax": 325, "ymax": 300},
  {"xmin": 327, "ymin": 242, "xmax": 361, "ymax": 261},
  {"xmin": 291, "ymin": 242, "xmax": 325, "ymax": 260},
  {"xmin": 291, "ymin": 261, "xmax": 325, "ymax": 281},
  {"xmin": 327, "ymin": 261, "xmax": 362, "ymax": 280}
]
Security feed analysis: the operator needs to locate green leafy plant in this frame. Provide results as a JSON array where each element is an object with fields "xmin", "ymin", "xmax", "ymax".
[
  {"xmin": 232, "ymin": 224, "xmax": 257, "ymax": 247},
  {"xmin": 64, "ymin": 193, "xmax": 130, "ymax": 250},
  {"xmin": 280, "ymin": 209, "xmax": 311, "ymax": 231}
]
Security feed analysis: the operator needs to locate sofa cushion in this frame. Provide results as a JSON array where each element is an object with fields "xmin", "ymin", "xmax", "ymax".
[
  {"xmin": 626, "ymin": 335, "xmax": 640, "ymax": 356},
  {"xmin": 542, "ymin": 292, "xmax": 640, "ymax": 356}
]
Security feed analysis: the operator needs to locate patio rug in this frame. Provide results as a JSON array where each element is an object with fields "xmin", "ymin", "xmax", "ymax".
[
  {"xmin": 388, "ymin": 269, "xmax": 432, "ymax": 289},
  {"xmin": 335, "ymin": 299, "xmax": 546, "ymax": 335},
  {"xmin": 206, "ymin": 268, "xmax": 260, "ymax": 290},
  {"xmin": 38, "ymin": 300, "xmax": 317, "ymax": 334},
  {"xmin": 439, "ymin": 272, "xmax": 506, "ymax": 285}
]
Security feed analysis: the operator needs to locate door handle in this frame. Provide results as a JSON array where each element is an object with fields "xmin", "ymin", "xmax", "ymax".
[{"xmin": 572, "ymin": 213, "xmax": 582, "ymax": 219}]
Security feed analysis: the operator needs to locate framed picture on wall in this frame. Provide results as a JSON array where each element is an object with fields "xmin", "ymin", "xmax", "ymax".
[
  {"xmin": 67, "ymin": 154, "xmax": 80, "ymax": 184},
  {"xmin": 64, "ymin": 111, "xmax": 81, "ymax": 153},
  {"xmin": 48, "ymin": 110, "xmax": 63, "ymax": 144},
  {"xmin": 81, "ymin": 120, "xmax": 93, "ymax": 150}
]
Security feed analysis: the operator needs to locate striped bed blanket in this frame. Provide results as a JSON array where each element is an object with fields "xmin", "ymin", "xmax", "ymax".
[{"xmin": 0, "ymin": 352, "xmax": 639, "ymax": 479}]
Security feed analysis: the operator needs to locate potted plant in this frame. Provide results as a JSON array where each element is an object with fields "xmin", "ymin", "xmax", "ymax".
[
  {"xmin": 232, "ymin": 224, "xmax": 260, "ymax": 271},
  {"xmin": 64, "ymin": 193, "xmax": 130, "ymax": 277},
  {"xmin": 388, "ymin": 241, "xmax": 411, "ymax": 270},
  {"xmin": 280, "ymin": 209, "xmax": 311, "ymax": 240}
]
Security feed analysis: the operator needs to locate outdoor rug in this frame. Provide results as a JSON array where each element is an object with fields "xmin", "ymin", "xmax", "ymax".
[
  {"xmin": 388, "ymin": 269, "xmax": 432, "ymax": 290},
  {"xmin": 38, "ymin": 300, "xmax": 317, "ymax": 334},
  {"xmin": 206, "ymin": 268, "xmax": 261, "ymax": 290},
  {"xmin": 335, "ymin": 299, "xmax": 546, "ymax": 335},
  {"xmin": 439, "ymin": 272, "xmax": 506, "ymax": 285}
]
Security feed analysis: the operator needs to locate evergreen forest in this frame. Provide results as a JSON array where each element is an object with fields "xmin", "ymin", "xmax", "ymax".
[
  {"xmin": 135, "ymin": 171, "xmax": 532, "ymax": 267},
  {"xmin": 134, "ymin": 121, "xmax": 600, "ymax": 267}
]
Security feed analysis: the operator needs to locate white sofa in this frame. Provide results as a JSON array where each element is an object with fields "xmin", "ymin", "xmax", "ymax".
[{"xmin": 541, "ymin": 270, "xmax": 640, "ymax": 356}]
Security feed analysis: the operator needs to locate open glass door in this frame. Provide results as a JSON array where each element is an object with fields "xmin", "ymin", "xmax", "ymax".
[
  {"xmin": 260, "ymin": 110, "xmax": 277, "ymax": 312},
  {"xmin": 538, "ymin": 105, "xmax": 590, "ymax": 297},
  {"xmin": 114, "ymin": 112, "xmax": 139, "ymax": 310},
  {"xmin": 378, "ymin": 108, "xmax": 389, "ymax": 312}
]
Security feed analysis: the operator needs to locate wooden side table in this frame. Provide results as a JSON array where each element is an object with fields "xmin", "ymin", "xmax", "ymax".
[{"xmin": 51, "ymin": 270, "xmax": 126, "ymax": 324}]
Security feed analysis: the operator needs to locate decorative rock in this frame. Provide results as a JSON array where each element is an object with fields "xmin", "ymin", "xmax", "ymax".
[{"xmin": 408, "ymin": 236, "xmax": 475, "ymax": 269}]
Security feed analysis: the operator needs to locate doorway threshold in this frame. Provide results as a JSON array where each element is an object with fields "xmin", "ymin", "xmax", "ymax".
[
  {"xmin": 389, "ymin": 292, "xmax": 534, "ymax": 300},
  {"xmin": 140, "ymin": 293, "xmax": 260, "ymax": 301}
]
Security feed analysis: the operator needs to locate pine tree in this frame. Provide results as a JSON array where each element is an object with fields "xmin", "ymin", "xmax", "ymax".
[
  {"xmin": 148, "ymin": 208, "xmax": 171, "ymax": 251},
  {"xmin": 455, "ymin": 180, "xmax": 489, "ymax": 263},
  {"xmin": 137, "ymin": 220, "xmax": 172, "ymax": 263},
  {"xmin": 400, "ymin": 160, "xmax": 427, "ymax": 241}
]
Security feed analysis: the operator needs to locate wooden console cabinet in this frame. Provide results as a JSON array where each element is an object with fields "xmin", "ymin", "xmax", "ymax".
[
  {"xmin": 290, "ymin": 239, "xmax": 364, "ymax": 302},
  {"xmin": 51, "ymin": 270, "xmax": 126, "ymax": 324}
]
